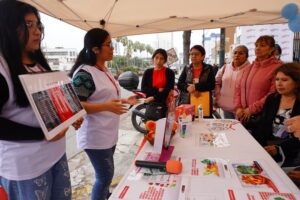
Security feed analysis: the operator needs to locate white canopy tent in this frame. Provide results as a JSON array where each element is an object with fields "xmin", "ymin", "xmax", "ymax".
[{"xmin": 21, "ymin": 0, "xmax": 300, "ymax": 37}]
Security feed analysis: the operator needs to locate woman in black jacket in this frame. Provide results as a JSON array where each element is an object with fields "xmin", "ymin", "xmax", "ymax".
[
  {"xmin": 177, "ymin": 45, "xmax": 215, "ymax": 117},
  {"xmin": 256, "ymin": 63, "xmax": 300, "ymax": 167},
  {"xmin": 141, "ymin": 48, "xmax": 175, "ymax": 120}
]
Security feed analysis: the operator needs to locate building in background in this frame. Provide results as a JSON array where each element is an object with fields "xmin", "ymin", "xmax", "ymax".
[{"xmin": 43, "ymin": 47, "xmax": 78, "ymax": 71}]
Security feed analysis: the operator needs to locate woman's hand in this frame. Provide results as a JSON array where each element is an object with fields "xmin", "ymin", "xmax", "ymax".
[
  {"xmin": 236, "ymin": 108, "xmax": 244, "ymax": 119},
  {"xmin": 242, "ymin": 108, "xmax": 252, "ymax": 121},
  {"xmin": 72, "ymin": 117, "xmax": 83, "ymax": 130},
  {"xmin": 285, "ymin": 116, "xmax": 300, "ymax": 139},
  {"xmin": 107, "ymin": 99, "xmax": 128, "ymax": 115},
  {"xmin": 187, "ymin": 84, "xmax": 195, "ymax": 93},
  {"xmin": 122, "ymin": 95, "xmax": 141, "ymax": 105},
  {"xmin": 288, "ymin": 171, "xmax": 300, "ymax": 186},
  {"xmin": 145, "ymin": 96, "xmax": 155, "ymax": 104},
  {"xmin": 48, "ymin": 127, "xmax": 69, "ymax": 142},
  {"xmin": 264, "ymin": 145, "xmax": 278, "ymax": 156}
]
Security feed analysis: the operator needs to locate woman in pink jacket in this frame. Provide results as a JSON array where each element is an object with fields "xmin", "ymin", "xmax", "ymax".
[
  {"xmin": 235, "ymin": 35, "xmax": 282, "ymax": 131},
  {"xmin": 215, "ymin": 45, "xmax": 249, "ymax": 119}
]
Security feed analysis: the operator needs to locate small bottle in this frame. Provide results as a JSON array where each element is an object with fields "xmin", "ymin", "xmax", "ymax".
[{"xmin": 198, "ymin": 104, "xmax": 203, "ymax": 121}]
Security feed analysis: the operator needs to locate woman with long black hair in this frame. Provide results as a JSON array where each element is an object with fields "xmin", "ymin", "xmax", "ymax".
[
  {"xmin": 70, "ymin": 28, "xmax": 139, "ymax": 200},
  {"xmin": 0, "ymin": 0, "xmax": 79, "ymax": 199}
]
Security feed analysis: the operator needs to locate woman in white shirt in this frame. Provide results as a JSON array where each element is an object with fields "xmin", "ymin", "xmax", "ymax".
[
  {"xmin": 0, "ymin": 1, "xmax": 81, "ymax": 199},
  {"xmin": 70, "ymin": 28, "xmax": 139, "ymax": 200}
]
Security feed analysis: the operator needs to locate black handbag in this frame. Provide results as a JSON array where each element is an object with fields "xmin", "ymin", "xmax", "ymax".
[
  {"xmin": 145, "ymin": 102, "xmax": 167, "ymax": 121},
  {"xmin": 178, "ymin": 66, "xmax": 192, "ymax": 105},
  {"xmin": 242, "ymin": 113, "xmax": 263, "ymax": 135},
  {"xmin": 178, "ymin": 91, "xmax": 190, "ymax": 105}
]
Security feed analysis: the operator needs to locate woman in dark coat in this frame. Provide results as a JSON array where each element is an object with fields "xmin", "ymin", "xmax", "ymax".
[
  {"xmin": 256, "ymin": 63, "xmax": 300, "ymax": 167},
  {"xmin": 177, "ymin": 45, "xmax": 215, "ymax": 117}
]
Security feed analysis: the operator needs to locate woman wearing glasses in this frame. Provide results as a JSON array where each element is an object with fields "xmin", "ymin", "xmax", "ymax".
[
  {"xmin": 70, "ymin": 28, "xmax": 139, "ymax": 200},
  {"xmin": 177, "ymin": 45, "xmax": 215, "ymax": 117},
  {"xmin": 0, "ymin": 1, "xmax": 83, "ymax": 199}
]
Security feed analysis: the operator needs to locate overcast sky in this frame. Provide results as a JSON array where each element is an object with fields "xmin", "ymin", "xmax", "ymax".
[
  {"xmin": 40, "ymin": 13, "xmax": 218, "ymax": 56},
  {"xmin": 41, "ymin": 14, "xmax": 86, "ymax": 51}
]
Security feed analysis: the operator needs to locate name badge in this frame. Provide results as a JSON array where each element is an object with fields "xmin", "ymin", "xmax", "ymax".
[{"xmin": 193, "ymin": 78, "xmax": 199, "ymax": 84}]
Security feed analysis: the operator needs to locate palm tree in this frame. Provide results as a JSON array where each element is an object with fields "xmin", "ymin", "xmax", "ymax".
[{"xmin": 183, "ymin": 30, "xmax": 191, "ymax": 66}]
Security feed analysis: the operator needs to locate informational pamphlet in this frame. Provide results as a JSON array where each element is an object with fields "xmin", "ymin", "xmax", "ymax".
[
  {"xmin": 226, "ymin": 189, "xmax": 299, "ymax": 200},
  {"xmin": 19, "ymin": 71, "xmax": 86, "ymax": 140},
  {"xmin": 180, "ymin": 157, "xmax": 230, "ymax": 178},
  {"xmin": 113, "ymin": 160, "xmax": 182, "ymax": 200},
  {"xmin": 231, "ymin": 161, "xmax": 278, "ymax": 192}
]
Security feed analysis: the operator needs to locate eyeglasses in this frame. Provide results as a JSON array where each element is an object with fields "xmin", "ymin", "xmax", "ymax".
[
  {"xmin": 189, "ymin": 52, "xmax": 202, "ymax": 56},
  {"xmin": 25, "ymin": 21, "xmax": 44, "ymax": 32},
  {"xmin": 102, "ymin": 42, "xmax": 114, "ymax": 48}
]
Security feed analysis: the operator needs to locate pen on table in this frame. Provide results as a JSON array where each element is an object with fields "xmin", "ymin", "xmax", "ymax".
[
  {"xmin": 181, "ymin": 185, "xmax": 185, "ymax": 193},
  {"xmin": 224, "ymin": 164, "xmax": 228, "ymax": 171},
  {"xmin": 253, "ymin": 161, "xmax": 263, "ymax": 172}
]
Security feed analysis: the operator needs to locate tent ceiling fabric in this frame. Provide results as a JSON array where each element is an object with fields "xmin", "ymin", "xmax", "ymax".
[{"xmin": 21, "ymin": 0, "xmax": 299, "ymax": 37}]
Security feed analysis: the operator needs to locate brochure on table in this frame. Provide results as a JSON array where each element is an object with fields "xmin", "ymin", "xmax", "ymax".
[{"xmin": 19, "ymin": 71, "xmax": 86, "ymax": 140}]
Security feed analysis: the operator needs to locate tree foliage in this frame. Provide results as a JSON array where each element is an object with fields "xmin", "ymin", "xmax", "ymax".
[
  {"xmin": 107, "ymin": 55, "xmax": 150, "ymax": 76},
  {"xmin": 116, "ymin": 36, "xmax": 154, "ymax": 57}
]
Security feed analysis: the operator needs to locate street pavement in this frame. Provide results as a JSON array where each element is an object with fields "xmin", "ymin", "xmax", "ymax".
[{"xmin": 67, "ymin": 89, "xmax": 144, "ymax": 199}]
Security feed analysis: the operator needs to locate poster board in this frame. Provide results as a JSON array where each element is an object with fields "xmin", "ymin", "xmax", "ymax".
[
  {"xmin": 167, "ymin": 48, "xmax": 178, "ymax": 65},
  {"xmin": 19, "ymin": 71, "xmax": 86, "ymax": 140}
]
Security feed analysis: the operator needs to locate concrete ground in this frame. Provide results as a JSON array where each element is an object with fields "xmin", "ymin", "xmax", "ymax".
[{"xmin": 67, "ymin": 110, "xmax": 144, "ymax": 200}]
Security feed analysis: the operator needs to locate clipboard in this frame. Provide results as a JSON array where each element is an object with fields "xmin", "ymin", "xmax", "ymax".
[{"xmin": 190, "ymin": 91, "xmax": 210, "ymax": 117}]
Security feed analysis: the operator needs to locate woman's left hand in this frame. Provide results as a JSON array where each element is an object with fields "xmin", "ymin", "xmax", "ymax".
[
  {"xmin": 264, "ymin": 145, "xmax": 277, "ymax": 156},
  {"xmin": 125, "ymin": 95, "xmax": 141, "ymax": 105},
  {"xmin": 288, "ymin": 171, "xmax": 300, "ymax": 186},
  {"xmin": 48, "ymin": 127, "xmax": 69, "ymax": 142},
  {"xmin": 145, "ymin": 96, "xmax": 155, "ymax": 104},
  {"xmin": 158, "ymin": 88, "xmax": 164, "ymax": 92},
  {"xmin": 187, "ymin": 84, "xmax": 195, "ymax": 93},
  {"xmin": 72, "ymin": 117, "xmax": 84, "ymax": 130},
  {"xmin": 242, "ymin": 108, "xmax": 252, "ymax": 121}
]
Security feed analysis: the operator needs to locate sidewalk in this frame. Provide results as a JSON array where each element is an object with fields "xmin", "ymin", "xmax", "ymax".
[{"xmin": 67, "ymin": 112, "xmax": 144, "ymax": 199}]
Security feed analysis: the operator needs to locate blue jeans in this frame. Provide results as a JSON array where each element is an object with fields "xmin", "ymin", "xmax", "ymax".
[
  {"xmin": 85, "ymin": 146, "xmax": 116, "ymax": 200},
  {"xmin": 0, "ymin": 154, "xmax": 71, "ymax": 200}
]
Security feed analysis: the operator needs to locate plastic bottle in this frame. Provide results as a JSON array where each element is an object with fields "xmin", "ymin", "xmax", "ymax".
[{"xmin": 198, "ymin": 104, "xmax": 203, "ymax": 121}]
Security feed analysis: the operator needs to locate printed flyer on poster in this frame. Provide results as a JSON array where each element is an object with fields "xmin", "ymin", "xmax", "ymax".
[{"xmin": 19, "ymin": 71, "xmax": 86, "ymax": 140}]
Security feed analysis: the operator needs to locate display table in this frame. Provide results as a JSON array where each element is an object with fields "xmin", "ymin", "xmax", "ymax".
[{"xmin": 110, "ymin": 119, "xmax": 300, "ymax": 200}]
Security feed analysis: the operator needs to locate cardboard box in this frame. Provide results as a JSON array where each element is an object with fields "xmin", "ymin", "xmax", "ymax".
[{"xmin": 175, "ymin": 104, "xmax": 195, "ymax": 121}]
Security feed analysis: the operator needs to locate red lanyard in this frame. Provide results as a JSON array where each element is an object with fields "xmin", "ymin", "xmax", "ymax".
[
  {"xmin": 24, "ymin": 64, "xmax": 46, "ymax": 72},
  {"xmin": 96, "ymin": 64, "xmax": 119, "ymax": 96}
]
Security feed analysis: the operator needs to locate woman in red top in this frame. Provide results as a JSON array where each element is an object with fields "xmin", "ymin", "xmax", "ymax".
[{"xmin": 141, "ymin": 48, "xmax": 175, "ymax": 120}]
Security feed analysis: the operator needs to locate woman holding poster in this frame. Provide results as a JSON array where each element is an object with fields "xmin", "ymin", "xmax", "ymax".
[
  {"xmin": 0, "ymin": 0, "xmax": 82, "ymax": 199},
  {"xmin": 70, "ymin": 28, "xmax": 139, "ymax": 200}
]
